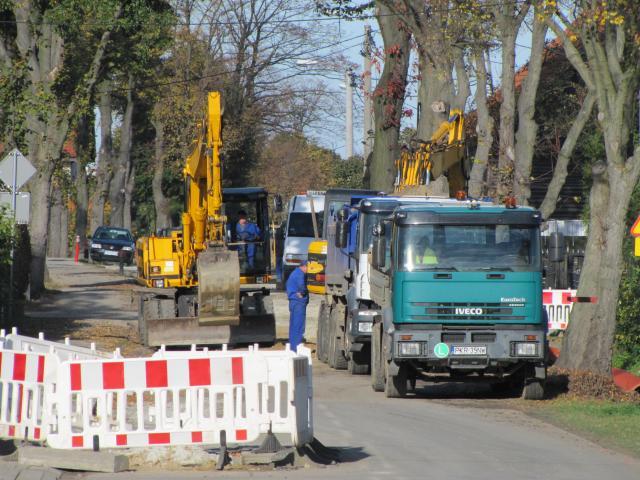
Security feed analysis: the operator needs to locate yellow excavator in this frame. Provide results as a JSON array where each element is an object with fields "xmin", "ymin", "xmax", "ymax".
[
  {"xmin": 395, "ymin": 108, "xmax": 465, "ymax": 195},
  {"xmin": 136, "ymin": 92, "xmax": 276, "ymax": 347}
]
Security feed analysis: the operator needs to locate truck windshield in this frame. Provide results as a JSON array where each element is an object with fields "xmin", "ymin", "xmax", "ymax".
[
  {"xmin": 287, "ymin": 212, "xmax": 324, "ymax": 238},
  {"xmin": 397, "ymin": 224, "xmax": 541, "ymax": 272}
]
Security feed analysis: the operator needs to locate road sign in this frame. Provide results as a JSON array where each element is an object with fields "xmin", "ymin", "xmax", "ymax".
[
  {"xmin": 0, "ymin": 192, "xmax": 30, "ymax": 223},
  {"xmin": 631, "ymin": 215, "xmax": 640, "ymax": 237},
  {"xmin": 0, "ymin": 148, "xmax": 36, "ymax": 191}
]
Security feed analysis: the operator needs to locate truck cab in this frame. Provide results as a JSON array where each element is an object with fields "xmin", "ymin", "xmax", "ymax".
[{"xmin": 369, "ymin": 202, "xmax": 546, "ymax": 399}]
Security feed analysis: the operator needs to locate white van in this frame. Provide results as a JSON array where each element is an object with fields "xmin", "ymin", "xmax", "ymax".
[{"xmin": 282, "ymin": 192, "xmax": 325, "ymax": 283}]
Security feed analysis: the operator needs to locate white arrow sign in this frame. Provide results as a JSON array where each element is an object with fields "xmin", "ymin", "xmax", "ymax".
[{"xmin": 0, "ymin": 148, "xmax": 36, "ymax": 191}]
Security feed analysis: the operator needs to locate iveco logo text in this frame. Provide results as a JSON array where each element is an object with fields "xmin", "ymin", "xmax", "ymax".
[{"xmin": 455, "ymin": 308, "xmax": 483, "ymax": 315}]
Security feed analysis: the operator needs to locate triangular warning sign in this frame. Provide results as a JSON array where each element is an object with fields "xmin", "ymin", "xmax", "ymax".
[{"xmin": 631, "ymin": 215, "xmax": 640, "ymax": 237}]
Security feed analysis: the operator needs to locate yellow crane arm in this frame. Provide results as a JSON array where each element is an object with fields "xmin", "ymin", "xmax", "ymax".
[
  {"xmin": 395, "ymin": 109, "xmax": 465, "ymax": 194},
  {"xmin": 182, "ymin": 92, "xmax": 225, "ymax": 277}
]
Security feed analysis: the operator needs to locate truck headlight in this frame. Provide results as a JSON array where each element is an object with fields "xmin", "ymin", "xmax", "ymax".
[
  {"xmin": 398, "ymin": 342, "xmax": 421, "ymax": 356},
  {"xmin": 358, "ymin": 321, "xmax": 373, "ymax": 333},
  {"xmin": 153, "ymin": 279, "xmax": 165, "ymax": 288},
  {"xmin": 121, "ymin": 246, "xmax": 133, "ymax": 251},
  {"xmin": 514, "ymin": 342, "xmax": 538, "ymax": 356},
  {"xmin": 91, "ymin": 243, "xmax": 102, "ymax": 249}
]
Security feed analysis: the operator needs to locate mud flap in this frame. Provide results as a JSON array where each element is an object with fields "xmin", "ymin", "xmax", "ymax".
[{"xmin": 197, "ymin": 248, "xmax": 240, "ymax": 326}]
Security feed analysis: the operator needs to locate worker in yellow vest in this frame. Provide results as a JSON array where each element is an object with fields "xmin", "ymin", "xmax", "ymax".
[{"xmin": 416, "ymin": 238, "xmax": 438, "ymax": 265}]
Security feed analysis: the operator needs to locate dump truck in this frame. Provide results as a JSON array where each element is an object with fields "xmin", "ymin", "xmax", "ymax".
[
  {"xmin": 136, "ymin": 92, "xmax": 276, "ymax": 347},
  {"xmin": 365, "ymin": 201, "xmax": 546, "ymax": 399}
]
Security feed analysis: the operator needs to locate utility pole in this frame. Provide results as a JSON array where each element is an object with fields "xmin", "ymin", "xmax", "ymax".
[
  {"xmin": 345, "ymin": 68, "xmax": 354, "ymax": 159},
  {"xmin": 363, "ymin": 25, "xmax": 373, "ymax": 160}
]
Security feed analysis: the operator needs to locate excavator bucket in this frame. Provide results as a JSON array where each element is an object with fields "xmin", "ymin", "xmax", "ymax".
[{"xmin": 197, "ymin": 248, "xmax": 241, "ymax": 325}]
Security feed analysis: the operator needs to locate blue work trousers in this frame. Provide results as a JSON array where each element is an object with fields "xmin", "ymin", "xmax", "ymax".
[
  {"xmin": 245, "ymin": 243, "xmax": 256, "ymax": 268},
  {"xmin": 288, "ymin": 300, "xmax": 307, "ymax": 352}
]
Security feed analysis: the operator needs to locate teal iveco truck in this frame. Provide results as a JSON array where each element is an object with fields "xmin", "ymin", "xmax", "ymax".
[{"xmin": 369, "ymin": 201, "xmax": 546, "ymax": 400}]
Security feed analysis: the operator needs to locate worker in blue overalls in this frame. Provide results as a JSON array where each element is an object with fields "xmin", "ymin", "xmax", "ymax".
[
  {"xmin": 286, "ymin": 260, "xmax": 309, "ymax": 351},
  {"xmin": 236, "ymin": 210, "xmax": 260, "ymax": 269}
]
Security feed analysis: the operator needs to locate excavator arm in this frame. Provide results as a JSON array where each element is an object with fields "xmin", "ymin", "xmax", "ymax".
[
  {"xmin": 395, "ymin": 109, "xmax": 466, "ymax": 196},
  {"xmin": 182, "ymin": 92, "xmax": 240, "ymax": 325}
]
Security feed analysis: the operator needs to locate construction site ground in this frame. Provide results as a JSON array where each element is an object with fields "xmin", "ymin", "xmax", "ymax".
[{"xmin": 4, "ymin": 258, "xmax": 640, "ymax": 479}]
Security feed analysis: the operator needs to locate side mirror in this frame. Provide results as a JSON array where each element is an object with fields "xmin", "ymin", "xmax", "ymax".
[
  {"xmin": 372, "ymin": 237, "xmax": 387, "ymax": 269},
  {"xmin": 273, "ymin": 194, "xmax": 283, "ymax": 212},
  {"xmin": 335, "ymin": 209, "xmax": 348, "ymax": 249}
]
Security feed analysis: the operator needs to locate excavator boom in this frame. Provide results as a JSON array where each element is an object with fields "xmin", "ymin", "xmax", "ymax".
[{"xmin": 395, "ymin": 109, "xmax": 466, "ymax": 196}]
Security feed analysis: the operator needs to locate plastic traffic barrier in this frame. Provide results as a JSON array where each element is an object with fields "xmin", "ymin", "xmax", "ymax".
[
  {"xmin": 47, "ymin": 345, "xmax": 313, "ymax": 449},
  {"xmin": 1, "ymin": 328, "xmax": 109, "ymax": 361},
  {"xmin": 0, "ymin": 347, "xmax": 59, "ymax": 443},
  {"xmin": 543, "ymin": 289, "xmax": 576, "ymax": 331},
  {"xmin": 0, "ymin": 332, "xmax": 314, "ymax": 451}
]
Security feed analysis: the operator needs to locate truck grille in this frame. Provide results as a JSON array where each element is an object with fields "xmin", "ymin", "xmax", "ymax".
[{"xmin": 410, "ymin": 302, "xmax": 526, "ymax": 321}]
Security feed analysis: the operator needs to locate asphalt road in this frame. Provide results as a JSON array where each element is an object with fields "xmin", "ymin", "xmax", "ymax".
[{"xmin": 17, "ymin": 259, "xmax": 640, "ymax": 479}]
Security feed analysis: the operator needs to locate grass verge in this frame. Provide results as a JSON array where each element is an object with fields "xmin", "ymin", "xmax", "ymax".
[{"xmin": 534, "ymin": 399, "xmax": 640, "ymax": 458}]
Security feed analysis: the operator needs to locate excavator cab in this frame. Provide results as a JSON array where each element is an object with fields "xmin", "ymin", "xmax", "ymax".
[{"xmin": 223, "ymin": 188, "xmax": 272, "ymax": 283}]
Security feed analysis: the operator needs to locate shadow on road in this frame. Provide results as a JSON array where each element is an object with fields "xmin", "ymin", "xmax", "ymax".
[
  {"xmin": 403, "ymin": 372, "xmax": 569, "ymax": 401},
  {"xmin": 68, "ymin": 279, "xmax": 136, "ymax": 288}
]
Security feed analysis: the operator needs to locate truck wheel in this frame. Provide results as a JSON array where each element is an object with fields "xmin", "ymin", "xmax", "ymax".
[
  {"xmin": 328, "ymin": 306, "xmax": 347, "ymax": 370},
  {"xmin": 384, "ymin": 361, "xmax": 407, "ymax": 398},
  {"xmin": 348, "ymin": 350, "xmax": 369, "ymax": 375},
  {"xmin": 522, "ymin": 380, "xmax": 545, "ymax": 400},
  {"xmin": 371, "ymin": 323, "xmax": 385, "ymax": 392}
]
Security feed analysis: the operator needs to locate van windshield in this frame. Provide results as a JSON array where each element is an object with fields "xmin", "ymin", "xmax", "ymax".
[{"xmin": 287, "ymin": 212, "xmax": 324, "ymax": 238}]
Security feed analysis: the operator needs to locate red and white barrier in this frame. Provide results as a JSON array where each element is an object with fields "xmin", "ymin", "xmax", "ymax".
[
  {"xmin": 0, "ymin": 348, "xmax": 59, "ymax": 443},
  {"xmin": 0, "ymin": 332, "xmax": 314, "ymax": 451},
  {"xmin": 543, "ymin": 289, "xmax": 575, "ymax": 331},
  {"xmin": 1, "ymin": 328, "xmax": 109, "ymax": 362}
]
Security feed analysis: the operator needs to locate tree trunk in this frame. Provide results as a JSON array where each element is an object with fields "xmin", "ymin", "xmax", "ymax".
[
  {"xmin": 89, "ymin": 82, "xmax": 114, "ymax": 233},
  {"xmin": 75, "ymin": 113, "xmax": 93, "ymax": 250},
  {"xmin": 539, "ymin": 93, "xmax": 595, "ymax": 219},
  {"xmin": 496, "ymin": 29, "xmax": 518, "ymax": 199},
  {"xmin": 60, "ymin": 199, "xmax": 69, "ymax": 257},
  {"xmin": 108, "ymin": 75, "xmax": 135, "ymax": 227},
  {"xmin": 494, "ymin": 3, "xmax": 529, "ymax": 199},
  {"xmin": 123, "ymin": 164, "xmax": 135, "ymax": 231},
  {"xmin": 151, "ymin": 117, "xmax": 171, "ymax": 231},
  {"xmin": 468, "ymin": 50, "xmax": 494, "ymax": 198},
  {"xmin": 416, "ymin": 59, "xmax": 450, "ymax": 140},
  {"xmin": 557, "ymin": 154, "xmax": 640, "ymax": 373},
  {"xmin": 47, "ymin": 187, "xmax": 63, "ymax": 257},
  {"xmin": 513, "ymin": 11, "xmax": 548, "ymax": 204},
  {"xmin": 367, "ymin": 3, "xmax": 411, "ymax": 191}
]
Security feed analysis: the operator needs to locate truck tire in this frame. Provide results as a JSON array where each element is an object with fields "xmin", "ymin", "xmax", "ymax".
[
  {"xmin": 348, "ymin": 350, "xmax": 369, "ymax": 375},
  {"xmin": 371, "ymin": 322, "xmax": 385, "ymax": 392},
  {"xmin": 384, "ymin": 361, "xmax": 407, "ymax": 398},
  {"xmin": 522, "ymin": 380, "xmax": 545, "ymax": 400},
  {"xmin": 328, "ymin": 305, "xmax": 347, "ymax": 370}
]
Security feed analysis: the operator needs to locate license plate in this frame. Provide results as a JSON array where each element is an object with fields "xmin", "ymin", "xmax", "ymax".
[
  {"xmin": 451, "ymin": 345, "xmax": 487, "ymax": 356},
  {"xmin": 104, "ymin": 250, "xmax": 118, "ymax": 256}
]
